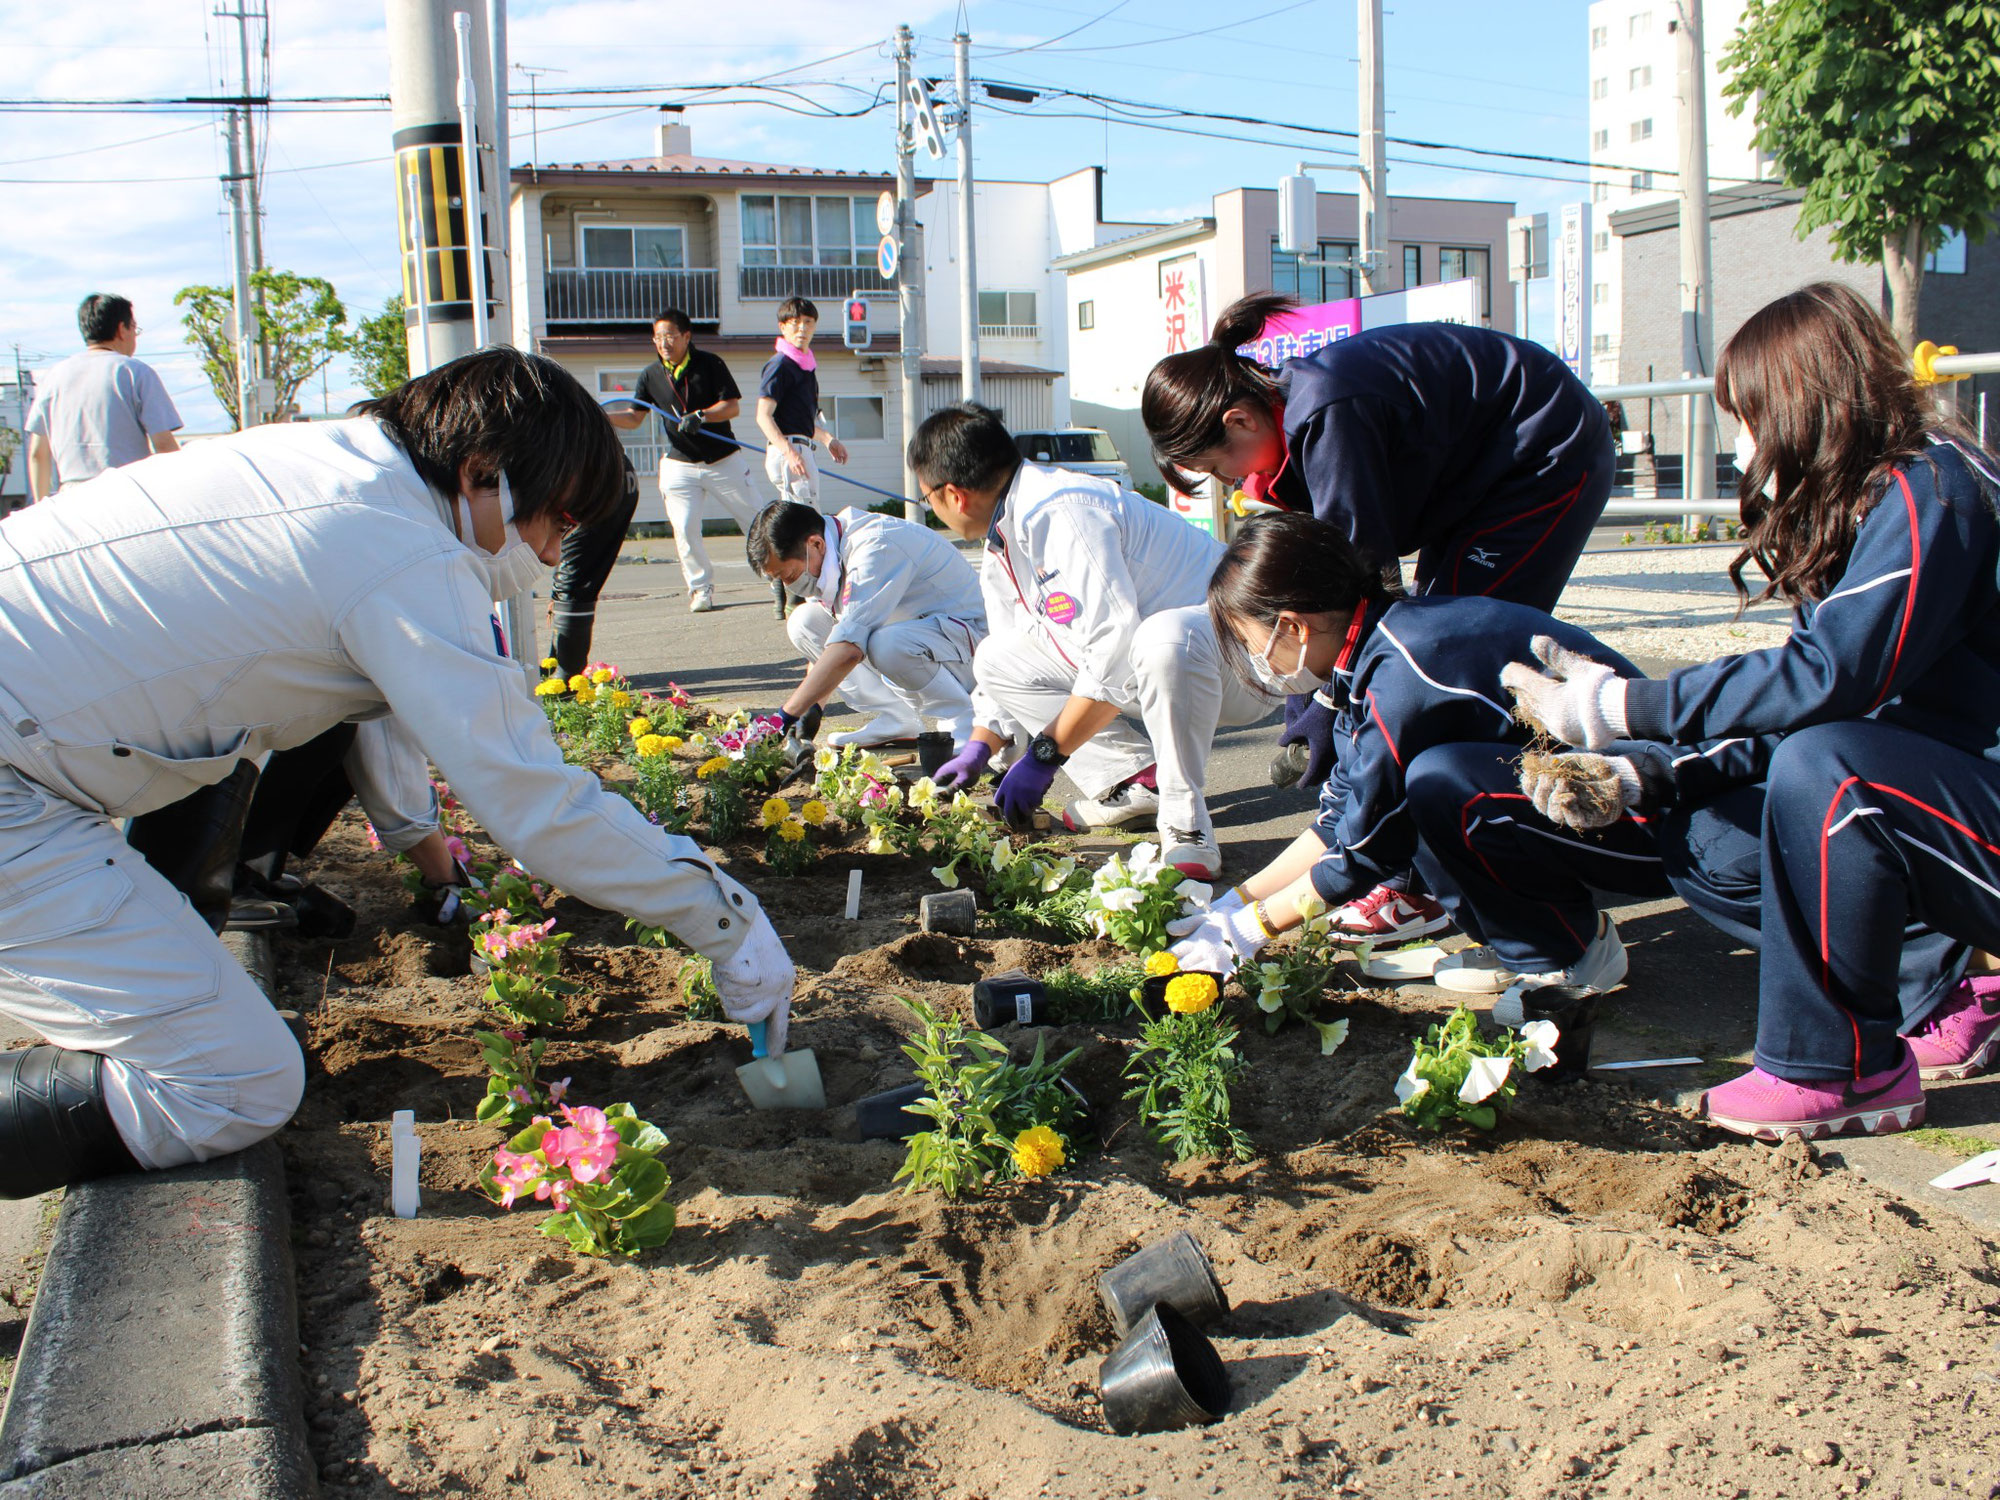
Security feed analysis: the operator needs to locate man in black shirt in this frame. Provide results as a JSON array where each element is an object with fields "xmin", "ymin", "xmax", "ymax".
[{"xmin": 609, "ymin": 309, "xmax": 767, "ymax": 614}]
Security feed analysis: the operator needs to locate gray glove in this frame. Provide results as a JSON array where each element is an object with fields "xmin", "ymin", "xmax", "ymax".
[
  {"xmin": 1498, "ymin": 635, "xmax": 1629, "ymax": 750},
  {"xmin": 1521, "ymin": 751, "xmax": 1644, "ymax": 830},
  {"xmin": 677, "ymin": 409, "xmax": 706, "ymax": 438}
]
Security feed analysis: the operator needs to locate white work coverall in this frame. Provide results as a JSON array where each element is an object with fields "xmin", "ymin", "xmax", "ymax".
[
  {"xmin": 661, "ymin": 448, "xmax": 765, "ymax": 594},
  {"xmin": 786, "ymin": 507, "xmax": 985, "ymax": 728},
  {"xmin": 0, "ymin": 419, "xmax": 767, "ymax": 1169},
  {"xmin": 973, "ymin": 464, "xmax": 1272, "ymax": 843}
]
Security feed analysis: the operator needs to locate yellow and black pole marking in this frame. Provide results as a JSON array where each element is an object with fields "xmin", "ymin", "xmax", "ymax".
[{"xmin": 395, "ymin": 123, "xmax": 488, "ymax": 324}]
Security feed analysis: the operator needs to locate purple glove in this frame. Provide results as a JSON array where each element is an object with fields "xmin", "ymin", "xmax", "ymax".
[
  {"xmin": 932, "ymin": 738, "xmax": 993, "ymax": 790},
  {"xmin": 1280, "ymin": 695, "xmax": 1339, "ymax": 789},
  {"xmin": 994, "ymin": 755, "xmax": 1059, "ymax": 828}
]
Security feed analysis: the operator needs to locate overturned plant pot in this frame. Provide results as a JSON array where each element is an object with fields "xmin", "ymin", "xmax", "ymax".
[
  {"xmin": 1517, "ymin": 983, "xmax": 1600, "ymax": 1082},
  {"xmin": 972, "ymin": 969, "xmax": 1050, "ymax": 1029},
  {"xmin": 1098, "ymin": 1228, "xmax": 1230, "ymax": 1338},
  {"xmin": 1132, "ymin": 971, "xmax": 1229, "ymax": 1021},
  {"xmin": 1098, "ymin": 1303, "xmax": 1232, "ymax": 1435}
]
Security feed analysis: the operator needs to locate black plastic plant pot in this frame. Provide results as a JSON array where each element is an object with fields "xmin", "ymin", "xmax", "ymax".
[
  {"xmin": 972, "ymin": 970, "xmax": 1049, "ymax": 1029},
  {"xmin": 1132, "ymin": 971, "xmax": 1229, "ymax": 1021},
  {"xmin": 854, "ymin": 1082, "xmax": 928, "ymax": 1141},
  {"xmin": 1518, "ymin": 984, "xmax": 1601, "ymax": 1082},
  {"xmin": 916, "ymin": 731, "xmax": 956, "ymax": 778},
  {"xmin": 1098, "ymin": 1229, "xmax": 1230, "ymax": 1339},
  {"xmin": 1098, "ymin": 1303, "xmax": 1232, "ymax": 1435}
]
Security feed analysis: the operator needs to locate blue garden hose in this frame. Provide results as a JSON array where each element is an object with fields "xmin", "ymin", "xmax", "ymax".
[{"xmin": 601, "ymin": 396, "xmax": 919, "ymax": 508}]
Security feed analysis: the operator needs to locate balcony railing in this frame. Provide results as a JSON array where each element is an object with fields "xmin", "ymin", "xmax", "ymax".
[
  {"xmin": 544, "ymin": 267, "xmax": 719, "ymax": 324},
  {"xmin": 978, "ymin": 323, "xmax": 1042, "ymax": 340},
  {"xmin": 738, "ymin": 264, "xmax": 897, "ymax": 301}
]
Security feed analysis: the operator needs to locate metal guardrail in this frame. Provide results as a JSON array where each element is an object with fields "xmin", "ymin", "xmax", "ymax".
[
  {"xmin": 545, "ymin": 268, "xmax": 719, "ymax": 324},
  {"xmin": 738, "ymin": 265, "xmax": 896, "ymax": 301}
]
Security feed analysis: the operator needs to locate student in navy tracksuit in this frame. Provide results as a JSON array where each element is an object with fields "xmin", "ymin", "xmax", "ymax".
[
  {"xmin": 1142, "ymin": 294, "xmax": 1613, "ymax": 943},
  {"xmin": 1506, "ymin": 282, "xmax": 2000, "ymax": 1141}
]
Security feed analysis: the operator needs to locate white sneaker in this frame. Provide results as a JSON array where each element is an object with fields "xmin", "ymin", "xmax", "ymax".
[
  {"xmin": 828, "ymin": 712, "xmax": 923, "ymax": 747},
  {"xmin": 1062, "ymin": 780, "xmax": 1160, "ymax": 831},
  {"xmin": 1434, "ymin": 913, "xmax": 1628, "ymax": 1002},
  {"xmin": 688, "ymin": 588, "xmax": 716, "ymax": 614},
  {"xmin": 1161, "ymin": 830, "xmax": 1222, "ymax": 880}
]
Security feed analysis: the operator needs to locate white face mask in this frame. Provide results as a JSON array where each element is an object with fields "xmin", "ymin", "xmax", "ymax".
[
  {"xmin": 1731, "ymin": 429, "xmax": 1778, "ymax": 500},
  {"xmin": 458, "ymin": 471, "xmax": 545, "ymax": 600},
  {"xmin": 789, "ymin": 531, "xmax": 832, "ymax": 599},
  {"xmin": 1248, "ymin": 619, "xmax": 1324, "ymax": 696}
]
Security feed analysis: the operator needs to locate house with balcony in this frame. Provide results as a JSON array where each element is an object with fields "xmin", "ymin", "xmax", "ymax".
[{"xmin": 508, "ymin": 112, "xmax": 911, "ymax": 522}]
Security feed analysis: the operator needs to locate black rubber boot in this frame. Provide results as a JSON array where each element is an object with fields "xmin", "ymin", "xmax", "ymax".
[
  {"xmin": 0, "ymin": 1047, "xmax": 141, "ymax": 1198},
  {"xmin": 125, "ymin": 760, "xmax": 261, "ymax": 934}
]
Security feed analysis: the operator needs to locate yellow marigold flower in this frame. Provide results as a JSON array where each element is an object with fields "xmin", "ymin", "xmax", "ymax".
[
  {"xmin": 628, "ymin": 716, "xmax": 654, "ymax": 739},
  {"xmin": 1012, "ymin": 1125, "xmax": 1065, "ymax": 1179},
  {"xmin": 760, "ymin": 796, "xmax": 790, "ymax": 828},
  {"xmin": 1164, "ymin": 973, "xmax": 1219, "ymax": 1014},
  {"xmin": 1144, "ymin": 950, "xmax": 1180, "ymax": 977},
  {"xmin": 590, "ymin": 668, "xmax": 615, "ymax": 685},
  {"xmin": 571, "ymin": 683, "xmax": 597, "ymax": 705},
  {"xmin": 634, "ymin": 734, "xmax": 671, "ymax": 759},
  {"xmin": 799, "ymin": 799, "xmax": 829, "ymax": 827},
  {"xmin": 776, "ymin": 817, "xmax": 807, "ymax": 844},
  {"xmin": 661, "ymin": 735, "xmax": 684, "ymax": 752},
  {"xmin": 609, "ymin": 689, "xmax": 632, "ymax": 708},
  {"xmin": 696, "ymin": 757, "xmax": 730, "ymax": 780},
  {"xmin": 539, "ymin": 656, "xmax": 559, "ymax": 671},
  {"xmin": 533, "ymin": 679, "xmax": 566, "ymax": 698},
  {"xmin": 567, "ymin": 674, "xmax": 590, "ymax": 693}
]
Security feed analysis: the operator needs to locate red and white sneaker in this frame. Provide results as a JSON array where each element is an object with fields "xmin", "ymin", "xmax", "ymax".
[
  {"xmin": 1332, "ymin": 885, "xmax": 1452, "ymax": 943},
  {"xmin": 1909, "ymin": 974, "xmax": 2000, "ymax": 1081},
  {"xmin": 1701, "ymin": 1049, "xmax": 1925, "ymax": 1142}
]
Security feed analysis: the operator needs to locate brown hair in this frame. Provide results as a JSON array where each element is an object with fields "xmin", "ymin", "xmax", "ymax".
[
  {"xmin": 1716, "ymin": 282, "xmax": 1940, "ymax": 606},
  {"xmin": 1141, "ymin": 293, "xmax": 1292, "ymax": 490},
  {"xmin": 1208, "ymin": 512, "xmax": 1383, "ymax": 687}
]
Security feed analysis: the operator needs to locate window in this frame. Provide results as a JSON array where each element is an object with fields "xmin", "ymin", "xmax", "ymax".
[
  {"xmin": 1018, "ymin": 431, "xmax": 1121, "ymax": 464},
  {"xmin": 596, "ymin": 369, "xmax": 644, "ymax": 395},
  {"xmin": 740, "ymin": 195, "xmax": 876, "ymax": 268},
  {"xmin": 978, "ymin": 290, "xmax": 1039, "ymax": 333},
  {"xmin": 1592, "ymin": 128, "xmax": 1610, "ymax": 152},
  {"xmin": 1591, "ymin": 77, "xmax": 1609, "ymax": 100},
  {"xmin": 1592, "ymin": 333, "xmax": 1612, "ymax": 355},
  {"xmin": 1437, "ymin": 246, "xmax": 1491, "ymax": 315},
  {"xmin": 1592, "ymin": 181, "xmax": 1611, "ymax": 202},
  {"xmin": 1403, "ymin": 244, "xmax": 1422, "ymax": 286},
  {"xmin": 1629, "ymin": 65, "xmax": 1652, "ymax": 89},
  {"xmin": 580, "ymin": 225, "xmax": 685, "ymax": 270},
  {"xmin": 1077, "ymin": 300, "xmax": 1095, "ymax": 330},
  {"xmin": 831, "ymin": 395, "xmax": 885, "ymax": 442},
  {"xmin": 1628, "ymin": 10, "xmax": 1652, "ymax": 37},
  {"xmin": 1593, "ymin": 231, "xmax": 1610, "ymax": 252},
  {"xmin": 1927, "ymin": 228, "xmax": 1968, "ymax": 275},
  {"xmin": 1269, "ymin": 238, "xmax": 1358, "ymax": 301},
  {"xmin": 1591, "ymin": 24, "xmax": 1609, "ymax": 47},
  {"xmin": 1630, "ymin": 117, "xmax": 1653, "ymax": 142},
  {"xmin": 1592, "ymin": 282, "xmax": 1610, "ymax": 306},
  {"xmin": 1630, "ymin": 170, "xmax": 1656, "ymax": 193}
]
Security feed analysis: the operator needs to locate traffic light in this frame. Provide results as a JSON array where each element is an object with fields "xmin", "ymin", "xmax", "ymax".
[
  {"xmin": 842, "ymin": 295, "xmax": 871, "ymax": 351},
  {"xmin": 904, "ymin": 76, "xmax": 947, "ymax": 159}
]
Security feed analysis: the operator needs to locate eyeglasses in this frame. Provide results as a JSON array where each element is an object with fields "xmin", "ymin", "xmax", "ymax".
[{"xmin": 919, "ymin": 482, "xmax": 948, "ymax": 509}]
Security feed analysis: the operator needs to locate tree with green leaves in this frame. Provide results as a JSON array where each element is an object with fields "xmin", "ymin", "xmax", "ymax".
[
  {"xmin": 1721, "ymin": 0, "xmax": 2000, "ymax": 349},
  {"xmin": 350, "ymin": 295, "xmax": 410, "ymax": 399},
  {"xmin": 176, "ymin": 269, "xmax": 350, "ymax": 428}
]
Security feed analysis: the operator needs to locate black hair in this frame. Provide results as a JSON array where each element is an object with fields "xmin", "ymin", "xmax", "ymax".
[
  {"xmin": 777, "ymin": 296, "xmax": 819, "ymax": 324},
  {"xmin": 745, "ymin": 500, "xmax": 826, "ymax": 576},
  {"xmin": 652, "ymin": 308, "xmax": 693, "ymax": 334},
  {"xmin": 353, "ymin": 346, "xmax": 626, "ymax": 531},
  {"xmin": 78, "ymin": 293, "xmax": 134, "ymax": 345},
  {"xmin": 1141, "ymin": 292, "xmax": 1293, "ymax": 489},
  {"xmin": 907, "ymin": 401, "xmax": 1021, "ymax": 495},
  {"xmin": 1207, "ymin": 512, "xmax": 1383, "ymax": 686}
]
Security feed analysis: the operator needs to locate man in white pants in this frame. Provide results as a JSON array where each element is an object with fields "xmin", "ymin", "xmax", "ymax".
[
  {"xmin": 911, "ymin": 403, "xmax": 1271, "ymax": 879},
  {"xmin": 0, "ymin": 349, "xmax": 798, "ymax": 1198},
  {"xmin": 748, "ymin": 500, "xmax": 985, "ymax": 747},
  {"xmin": 607, "ymin": 310, "xmax": 765, "ymax": 614}
]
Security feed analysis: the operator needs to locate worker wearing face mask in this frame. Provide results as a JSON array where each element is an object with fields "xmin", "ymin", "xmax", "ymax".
[
  {"xmin": 0, "ymin": 348, "xmax": 798, "ymax": 1198},
  {"xmin": 747, "ymin": 500, "xmax": 986, "ymax": 750}
]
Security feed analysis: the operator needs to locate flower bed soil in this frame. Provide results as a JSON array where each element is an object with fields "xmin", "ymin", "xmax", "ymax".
[{"xmin": 276, "ymin": 813, "xmax": 2000, "ymax": 1499}]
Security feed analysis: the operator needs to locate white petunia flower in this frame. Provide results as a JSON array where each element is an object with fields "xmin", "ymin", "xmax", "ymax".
[
  {"xmin": 1128, "ymin": 841, "xmax": 1161, "ymax": 875},
  {"xmin": 1519, "ymin": 1018, "xmax": 1561, "ymax": 1072},
  {"xmin": 1394, "ymin": 1058, "xmax": 1430, "ymax": 1105},
  {"xmin": 1097, "ymin": 886, "xmax": 1144, "ymax": 912},
  {"xmin": 1295, "ymin": 892, "xmax": 1328, "ymax": 922},
  {"xmin": 1178, "ymin": 880, "xmax": 1213, "ymax": 908},
  {"xmin": 1459, "ymin": 1054, "xmax": 1513, "ymax": 1103},
  {"xmin": 814, "ymin": 746, "xmax": 838, "ymax": 771},
  {"xmin": 1313, "ymin": 1018, "xmax": 1351, "ymax": 1056},
  {"xmin": 931, "ymin": 863, "xmax": 959, "ymax": 889}
]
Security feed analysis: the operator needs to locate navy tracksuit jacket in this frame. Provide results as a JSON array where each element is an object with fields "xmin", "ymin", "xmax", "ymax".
[{"xmin": 1614, "ymin": 437, "xmax": 2000, "ymax": 1081}]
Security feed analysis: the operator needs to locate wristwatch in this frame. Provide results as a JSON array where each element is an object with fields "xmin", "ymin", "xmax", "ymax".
[{"xmin": 1029, "ymin": 732, "xmax": 1069, "ymax": 768}]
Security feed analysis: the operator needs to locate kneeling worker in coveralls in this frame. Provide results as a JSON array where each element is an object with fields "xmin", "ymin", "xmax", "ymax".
[
  {"xmin": 0, "ymin": 348, "xmax": 797, "ymax": 1196},
  {"xmin": 748, "ymin": 500, "xmax": 986, "ymax": 748}
]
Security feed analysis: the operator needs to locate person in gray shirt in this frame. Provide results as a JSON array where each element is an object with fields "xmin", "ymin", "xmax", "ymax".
[{"xmin": 25, "ymin": 293, "xmax": 183, "ymax": 501}]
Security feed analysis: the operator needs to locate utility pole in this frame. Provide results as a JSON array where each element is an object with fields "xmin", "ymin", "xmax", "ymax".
[
  {"xmin": 227, "ymin": 0, "xmax": 268, "ymax": 396},
  {"xmin": 221, "ymin": 90, "xmax": 258, "ymax": 429},
  {"xmin": 953, "ymin": 32, "xmax": 981, "ymax": 406},
  {"xmin": 453, "ymin": 12, "xmax": 491, "ymax": 351},
  {"xmin": 1674, "ymin": 0, "xmax": 1716, "ymax": 521},
  {"xmin": 1356, "ymin": 0, "xmax": 1387, "ymax": 295},
  {"xmin": 895, "ymin": 25, "xmax": 923, "ymax": 522}
]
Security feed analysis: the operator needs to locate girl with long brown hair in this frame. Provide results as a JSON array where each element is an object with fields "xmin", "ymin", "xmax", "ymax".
[{"xmin": 1506, "ymin": 282, "xmax": 2000, "ymax": 1141}]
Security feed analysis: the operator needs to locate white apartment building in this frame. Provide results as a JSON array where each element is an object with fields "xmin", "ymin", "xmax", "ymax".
[{"xmin": 1584, "ymin": 0, "xmax": 1769, "ymax": 384}]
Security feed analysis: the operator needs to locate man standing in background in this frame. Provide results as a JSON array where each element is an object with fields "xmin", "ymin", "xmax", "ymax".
[{"xmin": 25, "ymin": 294, "xmax": 182, "ymax": 501}]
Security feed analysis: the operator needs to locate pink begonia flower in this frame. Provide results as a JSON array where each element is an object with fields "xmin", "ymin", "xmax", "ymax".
[
  {"xmin": 443, "ymin": 835, "xmax": 471, "ymax": 867},
  {"xmin": 546, "ymin": 1104, "xmax": 620, "ymax": 1184},
  {"xmin": 364, "ymin": 823, "xmax": 384, "ymax": 853},
  {"xmin": 547, "ymin": 1077, "xmax": 570, "ymax": 1105},
  {"xmin": 490, "ymin": 1147, "xmax": 545, "ymax": 1208},
  {"xmin": 500, "ymin": 1029, "xmax": 526, "ymax": 1044},
  {"xmin": 860, "ymin": 781, "xmax": 889, "ymax": 809}
]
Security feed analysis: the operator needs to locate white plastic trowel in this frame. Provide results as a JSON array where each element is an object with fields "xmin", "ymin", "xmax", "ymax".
[{"xmin": 735, "ymin": 1021, "xmax": 826, "ymax": 1111}]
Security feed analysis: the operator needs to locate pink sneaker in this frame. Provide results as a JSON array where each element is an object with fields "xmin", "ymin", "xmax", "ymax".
[
  {"xmin": 1702, "ymin": 1049, "xmax": 1924, "ymax": 1142},
  {"xmin": 1909, "ymin": 975, "xmax": 2000, "ymax": 1081},
  {"xmin": 1332, "ymin": 884, "xmax": 1452, "ymax": 943}
]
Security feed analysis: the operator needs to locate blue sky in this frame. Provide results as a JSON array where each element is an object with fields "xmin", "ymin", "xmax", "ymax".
[{"xmin": 0, "ymin": 0, "xmax": 1595, "ymax": 430}]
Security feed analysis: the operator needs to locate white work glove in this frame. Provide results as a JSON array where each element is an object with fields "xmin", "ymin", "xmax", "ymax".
[
  {"xmin": 1520, "ymin": 751, "xmax": 1644, "ymax": 831},
  {"xmin": 1498, "ymin": 635, "xmax": 1629, "ymax": 750},
  {"xmin": 1166, "ymin": 899, "xmax": 1270, "ymax": 975},
  {"xmin": 712, "ymin": 910, "xmax": 797, "ymax": 1056}
]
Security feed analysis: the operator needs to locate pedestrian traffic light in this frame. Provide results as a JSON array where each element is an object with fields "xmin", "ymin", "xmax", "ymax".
[{"xmin": 843, "ymin": 295, "xmax": 871, "ymax": 351}]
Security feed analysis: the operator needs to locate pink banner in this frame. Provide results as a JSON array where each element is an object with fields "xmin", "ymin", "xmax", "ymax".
[{"xmin": 1235, "ymin": 298, "xmax": 1362, "ymax": 367}]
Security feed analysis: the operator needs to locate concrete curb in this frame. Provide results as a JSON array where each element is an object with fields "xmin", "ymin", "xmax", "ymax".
[{"xmin": 0, "ymin": 932, "xmax": 317, "ymax": 1498}]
